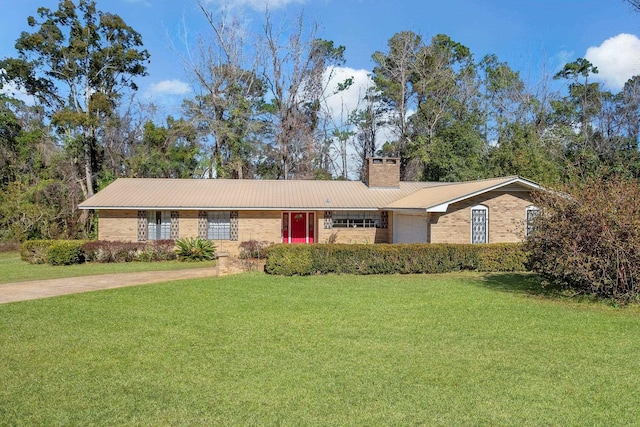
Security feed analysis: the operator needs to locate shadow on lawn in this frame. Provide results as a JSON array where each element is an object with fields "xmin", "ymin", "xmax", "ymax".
[{"xmin": 476, "ymin": 273, "xmax": 567, "ymax": 299}]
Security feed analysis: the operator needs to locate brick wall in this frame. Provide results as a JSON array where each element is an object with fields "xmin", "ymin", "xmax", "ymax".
[
  {"xmin": 430, "ymin": 190, "xmax": 534, "ymax": 244},
  {"xmin": 364, "ymin": 157, "xmax": 400, "ymax": 187},
  {"xmin": 236, "ymin": 210, "xmax": 281, "ymax": 248},
  {"xmin": 98, "ymin": 210, "xmax": 139, "ymax": 241}
]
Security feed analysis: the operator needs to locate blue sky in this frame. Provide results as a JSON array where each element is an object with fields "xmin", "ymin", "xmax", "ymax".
[{"xmin": 2, "ymin": 0, "xmax": 640, "ymax": 117}]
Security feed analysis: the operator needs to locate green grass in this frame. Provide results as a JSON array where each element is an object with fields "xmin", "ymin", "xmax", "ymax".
[
  {"xmin": 1, "ymin": 272, "xmax": 640, "ymax": 425},
  {"xmin": 0, "ymin": 251, "xmax": 217, "ymax": 284}
]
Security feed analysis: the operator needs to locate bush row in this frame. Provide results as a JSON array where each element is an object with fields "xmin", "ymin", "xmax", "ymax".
[
  {"xmin": 21, "ymin": 240, "xmax": 88, "ymax": 265},
  {"xmin": 21, "ymin": 240, "xmax": 177, "ymax": 265},
  {"xmin": 264, "ymin": 243, "xmax": 527, "ymax": 276},
  {"xmin": 83, "ymin": 240, "xmax": 177, "ymax": 263}
]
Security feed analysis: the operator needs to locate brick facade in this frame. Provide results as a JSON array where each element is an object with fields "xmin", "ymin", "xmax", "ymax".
[
  {"xmin": 429, "ymin": 190, "xmax": 534, "ymax": 244},
  {"xmin": 98, "ymin": 210, "xmax": 139, "ymax": 242},
  {"xmin": 96, "ymin": 190, "xmax": 532, "ymax": 251}
]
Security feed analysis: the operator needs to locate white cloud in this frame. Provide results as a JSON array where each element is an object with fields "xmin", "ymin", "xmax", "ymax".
[
  {"xmin": 203, "ymin": 0, "xmax": 307, "ymax": 11},
  {"xmin": 0, "ymin": 77, "xmax": 36, "ymax": 105},
  {"xmin": 323, "ymin": 67, "xmax": 372, "ymax": 123},
  {"xmin": 585, "ymin": 33, "xmax": 640, "ymax": 90},
  {"xmin": 148, "ymin": 79, "xmax": 191, "ymax": 95}
]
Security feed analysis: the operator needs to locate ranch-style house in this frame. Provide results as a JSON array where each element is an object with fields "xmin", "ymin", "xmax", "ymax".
[{"xmin": 78, "ymin": 157, "xmax": 541, "ymax": 255}]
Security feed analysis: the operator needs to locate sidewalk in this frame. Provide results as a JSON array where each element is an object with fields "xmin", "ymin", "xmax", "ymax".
[{"xmin": 0, "ymin": 267, "xmax": 219, "ymax": 304}]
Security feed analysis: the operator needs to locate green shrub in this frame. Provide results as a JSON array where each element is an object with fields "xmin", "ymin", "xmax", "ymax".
[
  {"xmin": 265, "ymin": 243, "xmax": 527, "ymax": 276},
  {"xmin": 175, "ymin": 238, "xmax": 216, "ymax": 262},
  {"xmin": 477, "ymin": 243, "xmax": 528, "ymax": 272},
  {"xmin": 21, "ymin": 240, "xmax": 56, "ymax": 264},
  {"xmin": 265, "ymin": 244, "xmax": 314, "ymax": 275},
  {"xmin": 526, "ymin": 175, "xmax": 640, "ymax": 302},
  {"xmin": 45, "ymin": 241, "xmax": 86, "ymax": 265}
]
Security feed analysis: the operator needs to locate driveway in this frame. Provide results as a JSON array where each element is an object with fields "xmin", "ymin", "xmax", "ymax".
[{"xmin": 0, "ymin": 267, "xmax": 219, "ymax": 304}]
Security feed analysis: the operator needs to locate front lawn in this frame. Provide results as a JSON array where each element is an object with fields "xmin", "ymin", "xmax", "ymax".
[
  {"xmin": 0, "ymin": 251, "xmax": 217, "ymax": 284},
  {"xmin": 1, "ymin": 273, "xmax": 639, "ymax": 425}
]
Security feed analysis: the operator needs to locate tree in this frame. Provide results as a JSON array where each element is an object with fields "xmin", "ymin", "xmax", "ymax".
[
  {"xmin": 371, "ymin": 31, "xmax": 423, "ymax": 176},
  {"xmin": 350, "ymin": 87, "xmax": 385, "ymax": 179},
  {"xmin": 409, "ymin": 34, "xmax": 487, "ymax": 181},
  {"xmin": 261, "ymin": 11, "xmax": 347, "ymax": 179},
  {"xmin": 182, "ymin": 4, "xmax": 266, "ymax": 179},
  {"xmin": 624, "ymin": 0, "xmax": 640, "ymax": 12},
  {"xmin": 0, "ymin": 0, "xmax": 149, "ymax": 197},
  {"xmin": 552, "ymin": 58, "xmax": 601, "ymax": 152},
  {"xmin": 126, "ymin": 117, "xmax": 199, "ymax": 179}
]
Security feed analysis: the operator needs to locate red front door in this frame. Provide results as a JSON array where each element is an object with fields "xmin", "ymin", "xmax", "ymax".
[
  {"xmin": 291, "ymin": 212, "xmax": 307, "ymax": 243},
  {"xmin": 284, "ymin": 212, "xmax": 315, "ymax": 244}
]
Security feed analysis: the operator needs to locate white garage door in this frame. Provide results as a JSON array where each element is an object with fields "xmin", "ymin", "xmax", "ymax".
[{"xmin": 394, "ymin": 214, "xmax": 429, "ymax": 243}]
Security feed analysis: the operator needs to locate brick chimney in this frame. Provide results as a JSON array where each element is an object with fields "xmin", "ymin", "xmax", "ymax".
[{"xmin": 364, "ymin": 157, "xmax": 400, "ymax": 187}]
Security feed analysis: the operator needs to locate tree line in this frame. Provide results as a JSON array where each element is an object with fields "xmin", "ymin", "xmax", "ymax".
[{"xmin": 1, "ymin": 0, "xmax": 640, "ymax": 241}]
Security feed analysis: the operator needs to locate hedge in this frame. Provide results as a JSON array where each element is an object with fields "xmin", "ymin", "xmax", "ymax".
[
  {"xmin": 264, "ymin": 243, "xmax": 528, "ymax": 276},
  {"xmin": 21, "ymin": 240, "xmax": 88, "ymax": 265},
  {"xmin": 21, "ymin": 240, "xmax": 57, "ymax": 264},
  {"xmin": 46, "ymin": 241, "xmax": 86, "ymax": 266},
  {"xmin": 82, "ymin": 240, "xmax": 176, "ymax": 263},
  {"xmin": 21, "ymin": 240, "xmax": 177, "ymax": 265}
]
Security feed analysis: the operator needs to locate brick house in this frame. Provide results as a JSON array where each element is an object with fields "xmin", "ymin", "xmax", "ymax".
[{"xmin": 78, "ymin": 157, "xmax": 541, "ymax": 255}]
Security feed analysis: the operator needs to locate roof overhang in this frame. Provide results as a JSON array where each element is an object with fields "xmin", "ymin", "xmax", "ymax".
[
  {"xmin": 424, "ymin": 177, "xmax": 541, "ymax": 213},
  {"xmin": 79, "ymin": 205, "xmax": 383, "ymax": 211}
]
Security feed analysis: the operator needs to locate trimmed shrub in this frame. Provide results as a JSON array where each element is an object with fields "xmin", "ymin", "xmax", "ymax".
[
  {"xmin": 21, "ymin": 240, "xmax": 56, "ymax": 264},
  {"xmin": 175, "ymin": 238, "xmax": 216, "ymax": 262},
  {"xmin": 46, "ymin": 240, "xmax": 86, "ymax": 265},
  {"xmin": 477, "ymin": 243, "xmax": 528, "ymax": 272},
  {"xmin": 265, "ymin": 243, "xmax": 527, "ymax": 276},
  {"xmin": 265, "ymin": 244, "xmax": 314, "ymax": 275}
]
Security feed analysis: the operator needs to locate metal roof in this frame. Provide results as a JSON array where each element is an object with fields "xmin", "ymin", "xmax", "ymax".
[
  {"xmin": 78, "ymin": 176, "xmax": 538, "ymax": 211},
  {"xmin": 385, "ymin": 176, "xmax": 540, "ymax": 212}
]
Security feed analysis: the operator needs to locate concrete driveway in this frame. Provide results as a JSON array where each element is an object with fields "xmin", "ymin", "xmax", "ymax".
[{"xmin": 0, "ymin": 267, "xmax": 219, "ymax": 304}]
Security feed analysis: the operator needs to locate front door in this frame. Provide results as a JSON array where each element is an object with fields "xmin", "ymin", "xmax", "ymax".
[{"xmin": 283, "ymin": 212, "xmax": 315, "ymax": 244}]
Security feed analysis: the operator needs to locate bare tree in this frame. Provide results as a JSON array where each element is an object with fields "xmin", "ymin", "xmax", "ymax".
[
  {"xmin": 182, "ymin": 3, "xmax": 265, "ymax": 179},
  {"xmin": 260, "ymin": 11, "xmax": 346, "ymax": 179}
]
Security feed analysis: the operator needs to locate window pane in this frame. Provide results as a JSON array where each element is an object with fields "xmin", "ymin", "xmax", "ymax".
[
  {"xmin": 471, "ymin": 208, "xmax": 487, "ymax": 244},
  {"xmin": 146, "ymin": 211, "xmax": 171, "ymax": 240},
  {"xmin": 332, "ymin": 211, "xmax": 381, "ymax": 228},
  {"xmin": 208, "ymin": 211, "xmax": 231, "ymax": 240},
  {"xmin": 147, "ymin": 211, "xmax": 157, "ymax": 240},
  {"xmin": 160, "ymin": 211, "xmax": 171, "ymax": 240},
  {"xmin": 526, "ymin": 207, "xmax": 540, "ymax": 237}
]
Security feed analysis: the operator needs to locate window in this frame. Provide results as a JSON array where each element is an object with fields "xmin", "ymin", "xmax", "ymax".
[
  {"xmin": 208, "ymin": 211, "xmax": 231, "ymax": 240},
  {"xmin": 526, "ymin": 206, "xmax": 540, "ymax": 237},
  {"xmin": 147, "ymin": 210, "xmax": 172, "ymax": 240},
  {"xmin": 331, "ymin": 211, "xmax": 381, "ymax": 228},
  {"xmin": 471, "ymin": 205, "xmax": 488, "ymax": 244}
]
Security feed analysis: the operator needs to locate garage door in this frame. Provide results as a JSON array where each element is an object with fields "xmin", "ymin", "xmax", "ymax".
[{"xmin": 394, "ymin": 214, "xmax": 429, "ymax": 243}]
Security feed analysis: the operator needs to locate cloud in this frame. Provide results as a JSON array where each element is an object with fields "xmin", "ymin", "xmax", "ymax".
[
  {"xmin": 202, "ymin": 0, "xmax": 307, "ymax": 11},
  {"xmin": 148, "ymin": 79, "xmax": 191, "ymax": 95},
  {"xmin": 0, "ymin": 76, "xmax": 36, "ymax": 105},
  {"xmin": 585, "ymin": 33, "xmax": 640, "ymax": 90},
  {"xmin": 323, "ymin": 67, "xmax": 373, "ymax": 123}
]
